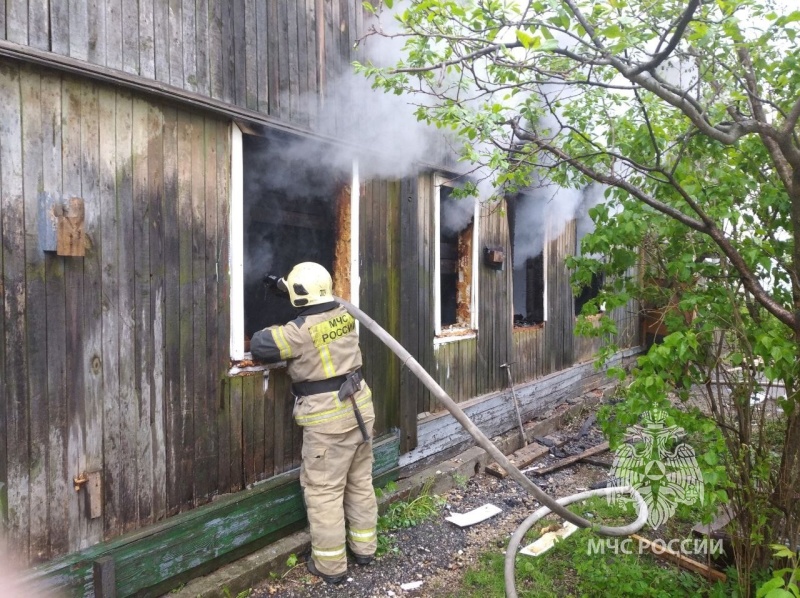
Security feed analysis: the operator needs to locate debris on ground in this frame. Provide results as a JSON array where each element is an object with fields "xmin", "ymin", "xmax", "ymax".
[
  {"xmin": 519, "ymin": 521, "xmax": 579, "ymax": 557},
  {"xmin": 249, "ymin": 398, "xmax": 613, "ymax": 598},
  {"xmin": 444, "ymin": 504, "xmax": 502, "ymax": 528}
]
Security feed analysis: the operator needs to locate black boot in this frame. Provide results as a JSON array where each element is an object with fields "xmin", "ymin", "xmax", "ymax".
[
  {"xmin": 306, "ymin": 558, "xmax": 347, "ymax": 585},
  {"xmin": 352, "ymin": 553, "xmax": 374, "ymax": 566}
]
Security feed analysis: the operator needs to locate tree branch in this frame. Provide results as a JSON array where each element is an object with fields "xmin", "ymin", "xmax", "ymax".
[
  {"xmin": 509, "ymin": 121, "xmax": 796, "ymax": 329},
  {"xmin": 784, "ymin": 96, "xmax": 800, "ymax": 139},
  {"xmin": 627, "ymin": 0, "xmax": 701, "ymax": 76},
  {"xmin": 559, "ymin": 0, "xmax": 784, "ymax": 147},
  {"xmin": 510, "ymin": 121, "xmax": 708, "ymax": 230},
  {"xmin": 736, "ymin": 45, "xmax": 798, "ymax": 188}
]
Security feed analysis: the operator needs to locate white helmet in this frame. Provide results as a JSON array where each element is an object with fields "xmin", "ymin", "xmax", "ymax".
[{"xmin": 285, "ymin": 262, "xmax": 333, "ymax": 307}]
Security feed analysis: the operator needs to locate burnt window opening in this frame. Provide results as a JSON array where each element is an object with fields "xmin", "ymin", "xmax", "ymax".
[
  {"xmin": 574, "ymin": 272, "xmax": 604, "ymax": 316},
  {"xmin": 509, "ymin": 194, "xmax": 546, "ymax": 327},
  {"xmin": 241, "ymin": 131, "xmax": 351, "ymax": 350},
  {"xmin": 513, "ymin": 255, "xmax": 545, "ymax": 326},
  {"xmin": 437, "ymin": 182, "xmax": 475, "ymax": 332}
]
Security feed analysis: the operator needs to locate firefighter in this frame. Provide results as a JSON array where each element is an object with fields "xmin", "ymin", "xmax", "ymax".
[{"xmin": 251, "ymin": 262, "xmax": 377, "ymax": 585}]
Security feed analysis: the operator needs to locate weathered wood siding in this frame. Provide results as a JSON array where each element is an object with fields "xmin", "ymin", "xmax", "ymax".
[
  {"xmin": 0, "ymin": 59, "xmax": 328, "ymax": 566},
  {"xmin": 0, "ymin": 0, "xmax": 366, "ymax": 131},
  {"xmin": 543, "ymin": 219, "xmax": 577, "ymax": 373},
  {"xmin": 396, "ymin": 177, "xmax": 514, "ymax": 423},
  {"xmin": 359, "ymin": 177, "xmax": 402, "ymax": 435},
  {"xmin": 476, "ymin": 200, "xmax": 514, "ymax": 394},
  {"xmin": 513, "ymin": 220, "xmax": 641, "ymax": 382},
  {"xmin": 573, "ymin": 301, "xmax": 641, "ymax": 363}
]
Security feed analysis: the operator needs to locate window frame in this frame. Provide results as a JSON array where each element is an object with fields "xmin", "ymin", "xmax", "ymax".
[
  {"xmin": 228, "ymin": 124, "xmax": 361, "ymax": 365},
  {"xmin": 433, "ymin": 173, "xmax": 480, "ymax": 344}
]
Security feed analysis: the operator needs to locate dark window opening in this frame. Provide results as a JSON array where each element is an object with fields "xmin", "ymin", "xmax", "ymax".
[
  {"xmin": 574, "ymin": 272, "xmax": 604, "ymax": 316},
  {"xmin": 515, "ymin": 254, "xmax": 544, "ymax": 326},
  {"xmin": 439, "ymin": 185, "xmax": 474, "ymax": 329},
  {"xmin": 509, "ymin": 194, "xmax": 545, "ymax": 327},
  {"xmin": 242, "ymin": 131, "xmax": 349, "ymax": 345}
]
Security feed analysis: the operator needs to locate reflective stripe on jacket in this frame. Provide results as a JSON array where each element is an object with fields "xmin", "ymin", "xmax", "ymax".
[{"xmin": 250, "ymin": 303, "xmax": 374, "ymax": 434}]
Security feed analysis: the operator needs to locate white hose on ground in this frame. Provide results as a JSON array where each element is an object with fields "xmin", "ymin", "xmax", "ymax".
[
  {"xmin": 335, "ymin": 298, "xmax": 648, "ymax": 597},
  {"xmin": 503, "ymin": 486, "xmax": 648, "ymax": 598}
]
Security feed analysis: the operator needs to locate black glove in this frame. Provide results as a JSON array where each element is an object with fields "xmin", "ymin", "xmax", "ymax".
[{"xmin": 263, "ymin": 274, "xmax": 289, "ymax": 297}]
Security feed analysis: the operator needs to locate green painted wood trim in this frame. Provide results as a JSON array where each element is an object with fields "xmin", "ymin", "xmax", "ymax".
[{"xmin": 25, "ymin": 433, "xmax": 400, "ymax": 597}]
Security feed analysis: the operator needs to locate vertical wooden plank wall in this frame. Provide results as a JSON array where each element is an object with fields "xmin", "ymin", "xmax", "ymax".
[
  {"xmin": 398, "ymin": 182, "xmax": 514, "ymax": 419},
  {"xmin": 42, "ymin": 69, "xmax": 69, "ymax": 560},
  {"xmin": 359, "ymin": 178, "xmax": 402, "ymax": 436},
  {"xmin": 544, "ymin": 220, "xmax": 577, "ymax": 373},
  {"xmin": 0, "ymin": 59, "xmax": 29, "ymax": 565},
  {"xmin": 0, "ymin": 1, "xmax": 366, "ymax": 130},
  {"xmin": 0, "ymin": 60, "xmax": 9, "ymax": 558},
  {"xmin": 20, "ymin": 64, "xmax": 46, "ymax": 562},
  {"xmin": 0, "ymin": 60, "xmax": 242, "ymax": 564},
  {"xmin": 398, "ymin": 176, "xmax": 423, "ymax": 451},
  {"xmin": 475, "ymin": 200, "xmax": 512, "ymax": 397},
  {"xmin": 394, "ymin": 171, "xmax": 437, "ymax": 423}
]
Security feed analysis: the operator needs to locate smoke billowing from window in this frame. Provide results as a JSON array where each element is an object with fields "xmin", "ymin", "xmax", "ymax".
[
  {"xmin": 441, "ymin": 193, "xmax": 476, "ymax": 236},
  {"xmin": 513, "ymin": 181, "xmax": 608, "ymax": 263}
]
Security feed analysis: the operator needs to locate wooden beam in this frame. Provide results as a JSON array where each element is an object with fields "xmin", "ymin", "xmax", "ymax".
[
  {"xmin": 485, "ymin": 436, "xmax": 564, "ymax": 479},
  {"xmin": 532, "ymin": 442, "xmax": 610, "ymax": 476},
  {"xmin": 92, "ymin": 557, "xmax": 116, "ymax": 598},
  {"xmin": 579, "ymin": 456, "xmax": 611, "ymax": 468},
  {"xmin": 631, "ymin": 534, "xmax": 727, "ymax": 584}
]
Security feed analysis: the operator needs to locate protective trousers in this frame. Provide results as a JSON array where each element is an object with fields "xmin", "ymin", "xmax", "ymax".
[{"xmin": 300, "ymin": 421, "xmax": 378, "ymax": 576}]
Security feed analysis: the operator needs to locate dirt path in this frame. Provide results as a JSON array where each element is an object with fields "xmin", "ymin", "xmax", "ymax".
[{"xmin": 250, "ymin": 410, "xmax": 611, "ymax": 598}]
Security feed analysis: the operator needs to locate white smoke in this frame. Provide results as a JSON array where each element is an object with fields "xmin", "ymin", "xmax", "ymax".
[
  {"xmin": 512, "ymin": 181, "xmax": 608, "ymax": 316},
  {"xmin": 575, "ymin": 183, "xmax": 608, "ymax": 257},
  {"xmin": 441, "ymin": 191, "xmax": 476, "ymax": 235},
  {"xmin": 513, "ymin": 182, "xmax": 583, "ymax": 263}
]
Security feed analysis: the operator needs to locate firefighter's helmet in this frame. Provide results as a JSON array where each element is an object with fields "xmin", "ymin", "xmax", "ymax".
[{"xmin": 285, "ymin": 262, "xmax": 333, "ymax": 307}]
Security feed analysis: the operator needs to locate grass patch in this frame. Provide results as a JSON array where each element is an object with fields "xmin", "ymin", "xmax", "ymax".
[
  {"xmin": 449, "ymin": 496, "xmax": 737, "ymax": 598},
  {"xmin": 375, "ymin": 478, "xmax": 446, "ymax": 557},
  {"xmin": 378, "ymin": 478, "xmax": 446, "ymax": 531}
]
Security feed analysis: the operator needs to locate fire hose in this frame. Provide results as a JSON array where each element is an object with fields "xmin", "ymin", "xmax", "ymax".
[{"xmin": 335, "ymin": 297, "xmax": 648, "ymax": 598}]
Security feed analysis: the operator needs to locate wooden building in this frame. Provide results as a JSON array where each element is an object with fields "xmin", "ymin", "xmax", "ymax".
[{"xmin": 0, "ymin": 1, "xmax": 640, "ymax": 595}]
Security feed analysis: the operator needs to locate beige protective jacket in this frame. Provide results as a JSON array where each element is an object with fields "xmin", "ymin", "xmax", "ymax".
[{"xmin": 250, "ymin": 302, "xmax": 374, "ymax": 434}]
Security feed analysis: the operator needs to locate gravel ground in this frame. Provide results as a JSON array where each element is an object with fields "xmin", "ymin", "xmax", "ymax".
[{"xmin": 250, "ymin": 408, "xmax": 612, "ymax": 598}]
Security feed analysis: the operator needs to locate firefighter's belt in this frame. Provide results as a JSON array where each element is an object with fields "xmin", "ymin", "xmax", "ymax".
[{"xmin": 292, "ymin": 368, "xmax": 363, "ymax": 397}]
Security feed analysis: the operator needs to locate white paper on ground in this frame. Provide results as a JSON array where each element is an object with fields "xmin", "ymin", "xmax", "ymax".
[
  {"xmin": 519, "ymin": 522, "xmax": 579, "ymax": 557},
  {"xmin": 445, "ymin": 503, "xmax": 503, "ymax": 527},
  {"xmin": 400, "ymin": 581, "xmax": 424, "ymax": 591}
]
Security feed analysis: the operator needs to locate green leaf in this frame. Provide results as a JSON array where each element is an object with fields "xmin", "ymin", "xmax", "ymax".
[
  {"xmin": 770, "ymin": 544, "xmax": 796, "ymax": 558},
  {"xmin": 541, "ymin": 38, "xmax": 559, "ymax": 51},
  {"xmin": 757, "ymin": 575, "xmax": 786, "ymax": 596},
  {"xmin": 782, "ymin": 10, "xmax": 800, "ymax": 24},
  {"xmin": 515, "ymin": 29, "xmax": 537, "ymax": 49}
]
